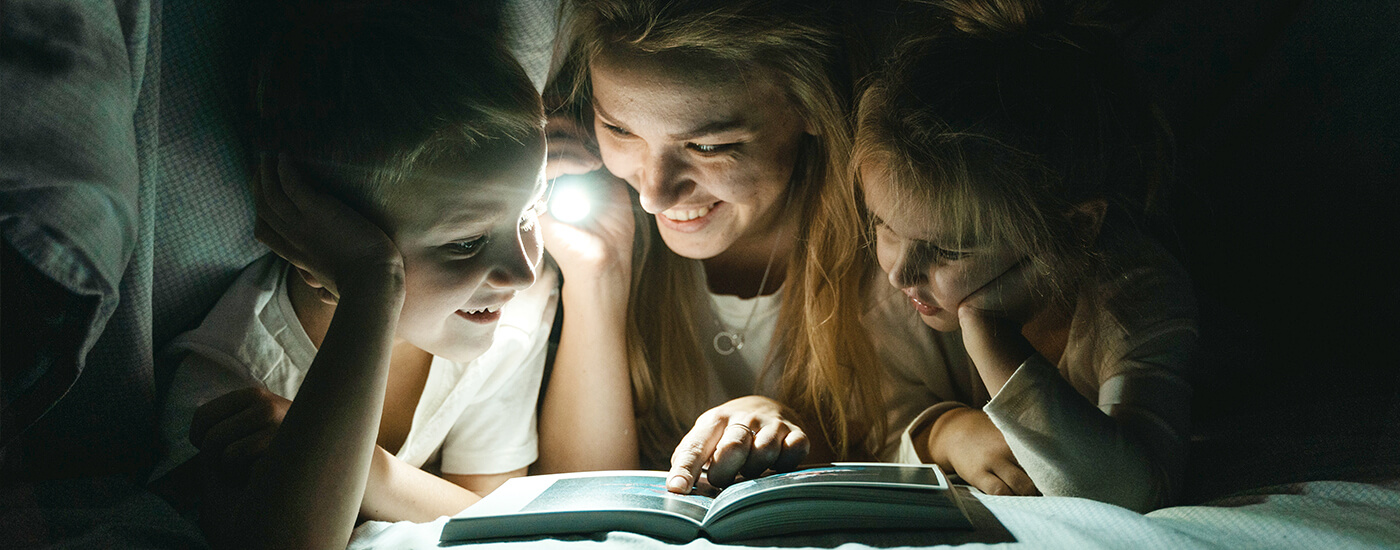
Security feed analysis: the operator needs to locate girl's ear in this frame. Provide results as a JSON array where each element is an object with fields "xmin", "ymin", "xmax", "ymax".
[
  {"xmin": 1069, "ymin": 199, "xmax": 1109, "ymax": 247},
  {"xmin": 294, "ymin": 267, "xmax": 339, "ymax": 305}
]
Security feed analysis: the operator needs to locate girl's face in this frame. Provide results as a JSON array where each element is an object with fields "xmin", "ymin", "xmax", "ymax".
[
  {"xmin": 590, "ymin": 49, "xmax": 809, "ymax": 261},
  {"xmin": 861, "ymin": 162, "xmax": 1024, "ymax": 332},
  {"xmin": 379, "ymin": 148, "xmax": 547, "ymax": 363}
]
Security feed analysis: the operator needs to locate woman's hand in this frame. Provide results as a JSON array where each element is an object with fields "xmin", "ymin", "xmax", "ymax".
[
  {"xmin": 253, "ymin": 153, "xmax": 403, "ymax": 301},
  {"xmin": 545, "ymin": 114, "xmax": 603, "ymax": 181},
  {"xmin": 956, "ymin": 261, "xmax": 1040, "ymax": 395},
  {"xmin": 190, "ymin": 387, "xmax": 293, "ymax": 481},
  {"xmin": 539, "ymin": 174, "xmax": 637, "ymax": 287},
  {"xmin": 666, "ymin": 396, "xmax": 811, "ymax": 494},
  {"xmin": 925, "ymin": 407, "xmax": 1039, "ymax": 496}
]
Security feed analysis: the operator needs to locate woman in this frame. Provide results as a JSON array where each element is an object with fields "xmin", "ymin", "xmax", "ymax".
[{"xmin": 537, "ymin": 0, "xmax": 894, "ymax": 492}]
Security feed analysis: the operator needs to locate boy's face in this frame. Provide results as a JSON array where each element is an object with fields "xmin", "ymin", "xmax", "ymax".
[{"xmin": 379, "ymin": 143, "xmax": 548, "ymax": 363}]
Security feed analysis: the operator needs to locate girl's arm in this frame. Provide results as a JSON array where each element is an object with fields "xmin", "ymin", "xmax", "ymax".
[
  {"xmin": 957, "ymin": 261, "xmax": 1196, "ymax": 512},
  {"xmin": 535, "ymin": 178, "xmax": 639, "ymax": 472},
  {"xmin": 206, "ymin": 155, "xmax": 405, "ymax": 549}
]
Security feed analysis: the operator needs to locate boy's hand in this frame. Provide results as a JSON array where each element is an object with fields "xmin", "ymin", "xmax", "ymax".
[
  {"xmin": 253, "ymin": 153, "xmax": 403, "ymax": 300},
  {"xmin": 927, "ymin": 407, "xmax": 1039, "ymax": 496},
  {"xmin": 190, "ymin": 387, "xmax": 292, "ymax": 479},
  {"xmin": 666, "ymin": 396, "xmax": 810, "ymax": 494}
]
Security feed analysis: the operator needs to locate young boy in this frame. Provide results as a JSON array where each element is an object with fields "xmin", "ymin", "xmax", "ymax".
[{"xmin": 152, "ymin": 2, "xmax": 556, "ymax": 546}]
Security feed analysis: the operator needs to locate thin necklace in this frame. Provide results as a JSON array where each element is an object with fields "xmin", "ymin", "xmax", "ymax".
[{"xmin": 712, "ymin": 229, "xmax": 784, "ymax": 356}]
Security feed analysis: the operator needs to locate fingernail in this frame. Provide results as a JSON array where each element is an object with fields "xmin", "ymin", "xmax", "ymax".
[{"xmin": 667, "ymin": 475, "xmax": 691, "ymax": 493}]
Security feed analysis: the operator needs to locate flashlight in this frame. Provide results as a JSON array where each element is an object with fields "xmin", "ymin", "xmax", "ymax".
[{"xmin": 548, "ymin": 174, "xmax": 595, "ymax": 224}]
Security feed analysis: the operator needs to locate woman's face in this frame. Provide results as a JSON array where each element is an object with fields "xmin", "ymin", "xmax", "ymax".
[
  {"xmin": 861, "ymin": 162, "xmax": 1024, "ymax": 332},
  {"xmin": 590, "ymin": 49, "xmax": 809, "ymax": 261}
]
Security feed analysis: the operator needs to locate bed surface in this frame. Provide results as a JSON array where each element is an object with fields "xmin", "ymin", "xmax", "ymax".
[{"xmin": 348, "ymin": 480, "xmax": 1400, "ymax": 549}]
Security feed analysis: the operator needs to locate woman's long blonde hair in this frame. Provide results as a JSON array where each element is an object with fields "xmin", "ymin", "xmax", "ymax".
[{"xmin": 565, "ymin": 0, "xmax": 886, "ymax": 465}]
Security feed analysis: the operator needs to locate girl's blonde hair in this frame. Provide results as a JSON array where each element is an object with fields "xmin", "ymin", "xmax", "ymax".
[
  {"xmin": 565, "ymin": 0, "xmax": 886, "ymax": 465},
  {"xmin": 854, "ymin": 0, "xmax": 1171, "ymax": 304}
]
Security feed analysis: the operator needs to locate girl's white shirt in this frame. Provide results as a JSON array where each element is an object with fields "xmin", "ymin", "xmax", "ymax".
[{"xmin": 153, "ymin": 254, "xmax": 558, "ymax": 481}]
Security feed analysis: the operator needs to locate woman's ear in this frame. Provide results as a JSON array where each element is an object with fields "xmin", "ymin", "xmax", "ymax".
[
  {"xmin": 1069, "ymin": 199, "xmax": 1108, "ymax": 247},
  {"xmin": 294, "ymin": 267, "xmax": 339, "ymax": 305}
]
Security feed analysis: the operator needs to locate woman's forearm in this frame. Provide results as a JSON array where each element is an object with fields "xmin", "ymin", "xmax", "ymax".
[
  {"xmin": 231, "ymin": 270, "xmax": 404, "ymax": 549},
  {"xmin": 536, "ymin": 275, "xmax": 639, "ymax": 473}
]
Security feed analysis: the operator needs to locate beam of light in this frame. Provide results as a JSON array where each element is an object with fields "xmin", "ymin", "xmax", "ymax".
[{"xmin": 548, "ymin": 176, "xmax": 594, "ymax": 223}]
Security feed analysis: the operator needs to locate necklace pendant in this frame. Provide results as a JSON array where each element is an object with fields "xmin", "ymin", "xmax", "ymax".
[{"xmin": 713, "ymin": 331, "xmax": 744, "ymax": 355}]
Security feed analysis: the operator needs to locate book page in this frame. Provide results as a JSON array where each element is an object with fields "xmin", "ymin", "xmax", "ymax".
[
  {"xmin": 520, "ymin": 475, "xmax": 714, "ymax": 523},
  {"xmin": 705, "ymin": 463, "xmax": 951, "ymax": 524}
]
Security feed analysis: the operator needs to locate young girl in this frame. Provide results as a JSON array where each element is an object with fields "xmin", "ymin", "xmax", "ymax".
[
  {"xmin": 153, "ymin": 3, "xmax": 556, "ymax": 546},
  {"xmin": 537, "ymin": 0, "xmax": 899, "ymax": 490},
  {"xmin": 856, "ymin": 0, "xmax": 1197, "ymax": 511}
]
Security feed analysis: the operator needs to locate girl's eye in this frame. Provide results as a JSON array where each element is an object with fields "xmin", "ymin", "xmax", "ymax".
[
  {"xmin": 445, "ymin": 236, "xmax": 489, "ymax": 257},
  {"xmin": 932, "ymin": 246, "xmax": 971, "ymax": 262},
  {"xmin": 689, "ymin": 143, "xmax": 737, "ymax": 155},
  {"xmin": 602, "ymin": 123, "xmax": 632, "ymax": 137}
]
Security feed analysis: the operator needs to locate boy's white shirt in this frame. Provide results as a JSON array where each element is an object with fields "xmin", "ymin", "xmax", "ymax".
[{"xmin": 153, "ymin": 254, "xmax": 559, "ymax": 481}]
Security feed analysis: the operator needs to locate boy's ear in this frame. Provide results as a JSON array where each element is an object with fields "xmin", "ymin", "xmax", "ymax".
[
  {"xmin": 1069, "ymin": 199, "xmax": 1109, "ymax": 247},
  {"xmin": 294, "ymin": 267, "xmax": 339, "ymax": 305}
]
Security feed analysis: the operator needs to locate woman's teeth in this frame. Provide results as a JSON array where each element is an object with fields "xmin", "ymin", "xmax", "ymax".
[
  {"xmin": 662, "ymin": 204, "xmax": 711, "ymax": 221},
  {"xmin": 461, "ymin": 304, "xmax": 502, "ymax": 315}
]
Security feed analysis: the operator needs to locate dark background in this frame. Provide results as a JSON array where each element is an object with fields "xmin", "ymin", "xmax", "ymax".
[{"xmin": 1122, "ymin": 0, "xmax": 1400, "ymax": 499}]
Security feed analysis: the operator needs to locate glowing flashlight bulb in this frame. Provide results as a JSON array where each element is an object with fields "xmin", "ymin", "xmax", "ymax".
[{"xmin": 549, "ymin": 183, "xmax": 593, "ymax": 223}]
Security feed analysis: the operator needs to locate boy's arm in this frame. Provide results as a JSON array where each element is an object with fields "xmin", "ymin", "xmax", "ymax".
[{"xmin": 206, "ymin": 156, "xmax": 404, "ymax": 549}]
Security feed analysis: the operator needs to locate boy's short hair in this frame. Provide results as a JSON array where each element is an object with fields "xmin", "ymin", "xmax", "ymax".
[{"xmin": 255, "ymin": 0, "xmax": 545, "ymax": 216}]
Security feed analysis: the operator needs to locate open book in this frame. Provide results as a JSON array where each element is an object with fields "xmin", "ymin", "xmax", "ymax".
[{"xmin": 441, "ymin": 463, "xmax": 972, "ymax": 543}]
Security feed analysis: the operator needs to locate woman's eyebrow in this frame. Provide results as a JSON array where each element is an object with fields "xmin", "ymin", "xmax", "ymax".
[{"xmin": 669, "ymin": 118, "xmax": 747, "ymax": 141}]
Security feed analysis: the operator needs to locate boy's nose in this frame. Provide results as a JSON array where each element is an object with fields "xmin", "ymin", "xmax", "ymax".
[
  {"xmin": 487, "ymin": 230, "xmax": 540, "ymax": 291},
  {"xmin": 634, "ymin": 150, "xmax": 692, "ymax": 214}
]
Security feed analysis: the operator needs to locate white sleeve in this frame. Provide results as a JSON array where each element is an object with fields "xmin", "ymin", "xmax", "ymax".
[
  {"xmin": 151, "ymin": 344, "xmax": 260, "ymax": 482},
  {"xmin": 437, "ymin": 335, "xmax": 548, "ymax": 476},
  {"xmin": 984, "ymin": 339, "xmax": 1192, "ymax": 512}
]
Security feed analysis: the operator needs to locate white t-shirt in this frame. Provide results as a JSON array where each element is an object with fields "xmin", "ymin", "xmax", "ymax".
[
  {"xmin": 153, "ymin": 254, "xmax": 558, "ymax": 480},
  {"xmin": 701, "ymin": 280, "xmax": 784, "ymax": 408}
]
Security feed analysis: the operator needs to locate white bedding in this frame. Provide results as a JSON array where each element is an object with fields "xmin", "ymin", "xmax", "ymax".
[{"xmin": 348, "ymin": 480, "xmax": 1400, "ymax": 549}]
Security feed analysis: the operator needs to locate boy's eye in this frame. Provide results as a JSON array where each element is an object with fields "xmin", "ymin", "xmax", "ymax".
[
  {"xmin": 688, "ymin": 142, "xmax": 737, "ymax": 155},
  {"xmin": 445, "ymin": 235, "xmax": 489, "ymax": 256},
  {"xmin": 519, "ymin": 195, "xmax": 548, "ymax": 232}
]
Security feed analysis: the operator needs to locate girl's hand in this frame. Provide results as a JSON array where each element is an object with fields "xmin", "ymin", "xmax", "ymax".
[
  {"xmin": 190, "ymin": 387, "xmax": 293, "ymax": 480},
  {"xmin": 957, "ymin": 261, "xmax": 1040, "ymax": 394},
  {"xmin": 666, "ymin": 396, "xmax": 811, "ymax": 494},
  {"xmin": 928, "ymin": 407, "xmax": 1039, "ymax": 496},
  {"xmin": 253, "ymin": 153, "xmax": 403, "ymax": 300},
  {"xmin": 539, "ymin": 174, "xmax": 636, "ymax": 286}
]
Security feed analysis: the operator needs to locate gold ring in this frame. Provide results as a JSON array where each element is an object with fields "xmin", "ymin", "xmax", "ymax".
[{"xmin": 728, "ymin": 424, "xmax": 756, "ymax": 438}]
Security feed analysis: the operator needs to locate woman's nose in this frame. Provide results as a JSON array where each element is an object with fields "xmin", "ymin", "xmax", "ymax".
[{"xmin": 633, "ymin": 150, "xmax": 692, "ymax": 214}]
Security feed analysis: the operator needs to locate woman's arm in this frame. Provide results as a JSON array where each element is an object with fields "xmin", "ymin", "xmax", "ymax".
[{"xmin": 534, "ymin": 114, "xmax": 642, "ymax": 473}]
